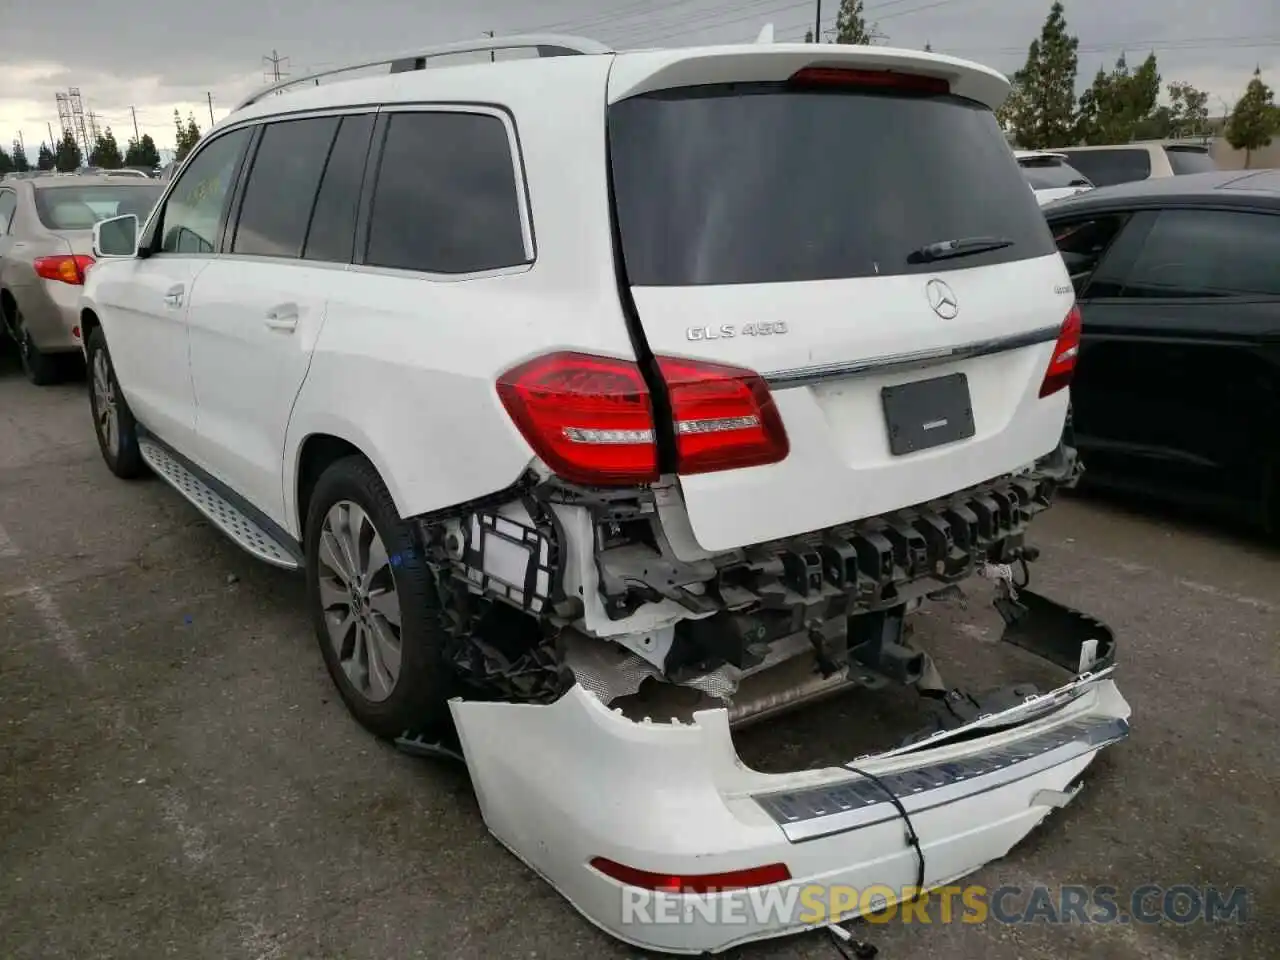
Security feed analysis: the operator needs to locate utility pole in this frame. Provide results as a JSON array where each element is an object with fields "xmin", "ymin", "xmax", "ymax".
[
  {"xmin": 814, "ymin": 0, "xmax": 821, "ymax": 45},
  {"xmin": 206, "ymin": 92, "xmax": 215, "ymax": 126},
  {"xmin": 264, "ymin": 49, "xmax": 289, "ymax": 82},
  {"xmin": 484, "ymin": 30, "xmax": 495, "ymax": 62},
  {"xmin": 47, "ymin": 121, "xmax": 55, "ymax": 152},
  {"xmin": 130, "ymin": 105, "xmax": 140, "ymax": 142},
  {"xmin": 17, "ymin": 130, "xmax": 24, "ymax": 154}
]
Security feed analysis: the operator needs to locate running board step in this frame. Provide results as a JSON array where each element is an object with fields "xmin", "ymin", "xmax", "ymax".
[{"xmin": 138, "ymin": 439, "xmax": 302, "ymax": 570}]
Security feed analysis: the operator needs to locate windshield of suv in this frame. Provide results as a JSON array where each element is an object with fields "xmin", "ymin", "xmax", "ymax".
[
  {"xmin": 1164, "ymin": 146, "xmax": 1217, "ymax": 175},
  {"xmin": 607, "ymin": 84, "xmax": 1057, "ymax": 286},
  {"xmin": 1018, "ymin": 156, "xmax": 1093, "ymax": 190},
  {"xmin": 34, "ymin": 184, "xmax": 162, "ymax": 231}
]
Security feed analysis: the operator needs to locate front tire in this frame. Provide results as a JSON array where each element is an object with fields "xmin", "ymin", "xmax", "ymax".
[
  {"xmin": 305, "ymin": 455, "xmax": 457, "ymax": 740},
  {"xmin": 86, "ymin": 326, "xmax": 145, "ymax": 478}
]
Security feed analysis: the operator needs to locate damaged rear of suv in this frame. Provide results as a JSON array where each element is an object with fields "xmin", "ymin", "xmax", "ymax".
[{"xmin": 81, "ymin": 33, "xmax": 1128, "ymax": 956}]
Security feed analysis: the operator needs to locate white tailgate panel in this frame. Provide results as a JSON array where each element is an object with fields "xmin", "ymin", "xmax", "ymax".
[{"xmin": 632, "ymin": 254, "xmax": 1076, "ymax": 552}]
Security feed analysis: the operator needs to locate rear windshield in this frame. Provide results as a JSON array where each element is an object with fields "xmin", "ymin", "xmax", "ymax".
[
  {"xmin": 607, "ymin": 84, "xmax": 1057, "ymax": 286},
  {"xmin": 1018, "ymin": 157, "xmax": 1093, "ymax": 190},
  {"xmin": 33, "ymin": 184, "xmax": 162, "ymax": 231},
  {"xmin": 1164, "ymin": 146, "xmax": 1217, "ymax": 175},
  {"xmin": 1059, "ymin": 149, "xmax": 1151, "ymax": 187}
]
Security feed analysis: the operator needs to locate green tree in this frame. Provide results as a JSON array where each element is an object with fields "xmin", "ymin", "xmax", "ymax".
[
  {"xmin": 1166, "ymin": 81, "xmax": 1210, "ymax": 138},
  {"xmin": 54, "ymin": 130, "xmax": 82, "ymax": 172},
  {"xmin": 834, "ymin": 0, "xmax": 873, "ymax": 44},
  {"xmin": 89, "ymin": 127, "xmax": 124, "ymax": 169},
  {"xmin": 1226, "ymin": 67, "xmax": 1278, "ymax": 168},
  {"xmin": 11, "ymin": 141, "xmax": 30, "ymax": 172},
  {"xmin": 996, "ymin": 80, "xmax": 1027, "ymax": 140},
  {"xmin": 124, "ymin": 133, "xmax": 161, "ymax": 169},
  {"xmin": 174, "ymin": 110, "xmax": 202, "ymax": 162},
  {"xmin": 1009, "ymin": 1, "xmax": 1079, "ymax": 149},
  {"xmin": 37, "ymin": 143, "xmax": 56, "ymax": 170},
  {"xmin": 1076, "ymin": 52, "xmax": 1161, "ymax": 144},
  {"xmin": 803, "ymin": 28, "xmax": 814, "ymax": 43},
  {"xmin": 0, "ymin": 145, "xmax": 12, "ymax": 176}
]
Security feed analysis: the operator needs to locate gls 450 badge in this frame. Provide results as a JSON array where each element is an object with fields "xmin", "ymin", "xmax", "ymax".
[{"xmin": 686, "ymin": 321, "xmax": 789, "ymax": 341}]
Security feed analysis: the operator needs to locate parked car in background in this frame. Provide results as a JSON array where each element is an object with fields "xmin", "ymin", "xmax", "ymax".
[
  {"xmin": 1055, "ymin": 140, "xmax": 1217, "ymax": 188},
  {"xmin": 0, "ymin": 176, "xmax": 162, "ymax": 383},
  {"xmin": 1043, "ymin": 169, "xmax": 1280, "ymax": 532},
  {"xmin": 1015, "ymin": 149, "xmax": 1094, "ymax": 204}
]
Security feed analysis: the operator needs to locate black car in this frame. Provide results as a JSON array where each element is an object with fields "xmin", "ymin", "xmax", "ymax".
[{"xmin": 1042, "ymin": 169, "xmax": 1280, "ymax": 532}]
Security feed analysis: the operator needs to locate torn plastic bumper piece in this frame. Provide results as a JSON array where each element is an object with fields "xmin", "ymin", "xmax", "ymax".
[{"xmin": 448, "ymin": 595, "xmax": 1130, "ymax": 955}]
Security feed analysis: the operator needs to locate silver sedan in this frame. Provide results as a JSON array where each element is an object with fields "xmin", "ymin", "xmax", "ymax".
[{"xmin": 0, "ymin": 175, "xmax": 162, "ymax": 384}]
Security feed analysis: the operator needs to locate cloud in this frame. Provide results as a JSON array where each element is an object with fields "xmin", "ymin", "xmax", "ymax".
[{"xmin": 3, "ymin": 0, "xmax": 1276, "ymax": 152}]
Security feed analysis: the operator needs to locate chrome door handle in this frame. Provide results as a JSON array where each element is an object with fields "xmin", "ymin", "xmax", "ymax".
[{"xmin": 163, "ymin": 284, "xmax": 184, "ymax": 308}]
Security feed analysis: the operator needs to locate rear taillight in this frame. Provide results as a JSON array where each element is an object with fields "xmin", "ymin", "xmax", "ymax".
[
  {"xmin": 496, "ymin": 352, "xmax": 659, "ymax": 486},
  {"xmin": 590, "ymin": 856, "xmax": 791, "ymax": 893},
  {"xmin": 496, "ymin": 352, "xmax": 789, "ymax": 486},
  {"xmin": 33, "ymin": 254, "xmax": 95, "ymax": 285},
  {"xmin": 788, "ymin": 66, "xmax": 950, "ymax": 95},
  {"xmin": 657, "ymin": 356, "xmax": 789, "ymax": 475},
  {"xmin": 1039, "ymin": 305, "xmax": 1082, "ymax": 398}
]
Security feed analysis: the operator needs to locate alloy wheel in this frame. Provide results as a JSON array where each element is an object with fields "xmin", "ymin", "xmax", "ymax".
[
  {"xmin": 317, "ymin": 500, "xmax": 403, "ymax": 702},
  {"xmin": 92, "ymin": 350, "xmax": 118, "ymax": 454}
]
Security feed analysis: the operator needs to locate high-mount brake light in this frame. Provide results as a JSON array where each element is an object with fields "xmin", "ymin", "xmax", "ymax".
[
  {"xmin": 788, "ymin": 66, "xmax": 950, "ymax": 95},
  {"xmin": 1039, "ymin": 304, "xmax": 1082, "ymax": 398},
  {"xmin": 33, "ymin": 254, "xmax": 95, "ymax": 285},
  {"xmin": 590, "ymin": 857, "xmax": 792, "ymax": 894},
  {"xmin": 656, "ymin": 355, "xmax": 789, "ymax": 475},
  {"xmin": 496, "ymin": 352, "xmax": 659, "ymax": 487}
]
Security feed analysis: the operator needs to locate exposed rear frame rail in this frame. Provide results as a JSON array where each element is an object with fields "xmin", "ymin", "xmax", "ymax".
[{"xmin": 232, "ymin": 34, "xmax": 614, "ymax": 112}]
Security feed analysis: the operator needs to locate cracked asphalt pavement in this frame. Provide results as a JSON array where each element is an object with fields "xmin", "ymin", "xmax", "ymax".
[{"xmin": 1, "ymin": 350, "xmax": 1277, "ymax": 960}]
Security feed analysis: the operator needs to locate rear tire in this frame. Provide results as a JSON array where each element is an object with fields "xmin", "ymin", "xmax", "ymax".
[
  {"xmin": 15, "ymin": 307, "xmax": 61, "ymax": 386},
  {"xmin": 86, "ymin": 326, "xmax": 145, "ymax": 479},
  {"xmin": 305, "ymin": 455, "xmax": 457, "ymax": 740}
]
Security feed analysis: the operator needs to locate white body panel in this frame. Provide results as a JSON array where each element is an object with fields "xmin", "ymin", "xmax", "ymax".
[
  {"xmin": 452, "ymin": 675, "xmax": 1130, "ymax": 954},
  {"xmin": 85, "ymin": 255, "xmax": 208, "ymax": 452},
  {"xmin": 634, "ymin": 256, "xmax": 1074, "ymax": 551},
  {"xmin": 185, "ymin": 258, "xmax": 332, "ymax": 527}
]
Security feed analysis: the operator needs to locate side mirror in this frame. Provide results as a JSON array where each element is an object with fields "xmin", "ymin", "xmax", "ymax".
[{"xmin": 93, "ymin": 214, "xmax": 139, "ymax": 259}]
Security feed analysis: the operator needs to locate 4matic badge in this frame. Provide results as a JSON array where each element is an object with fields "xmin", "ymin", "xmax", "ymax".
[{"xmin": 686, "ymin": 321, "xmax": 789, "ymax": 341}]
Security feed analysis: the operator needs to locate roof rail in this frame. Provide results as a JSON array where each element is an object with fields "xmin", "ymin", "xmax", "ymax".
[{"xmin": 232, "ymin": 33, "xmax": 613, "ymax": 112}]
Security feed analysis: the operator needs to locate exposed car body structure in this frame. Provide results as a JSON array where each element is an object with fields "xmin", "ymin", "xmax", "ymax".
[
  {"xmin": 78, "ymin": 34, "xmax": 1129, "ymax": 953},
  {"xmin": 1044, "ymin": 169, "xmax": 1280, "ymax": 533},
  {"xmin": 0, "ymin": 175, "xmax": 162, "ymax": 383}
]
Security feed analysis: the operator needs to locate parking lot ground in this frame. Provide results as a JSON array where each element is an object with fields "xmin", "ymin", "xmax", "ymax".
[{"xmin": 1, "ymin": 351, "xmax": 1277, "ymax": 960}]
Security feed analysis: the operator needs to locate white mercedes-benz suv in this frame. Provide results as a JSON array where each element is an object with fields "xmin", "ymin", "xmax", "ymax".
[{"xmin": 79, "ymin": 34, "xmax": 1128, "ymax": 954}]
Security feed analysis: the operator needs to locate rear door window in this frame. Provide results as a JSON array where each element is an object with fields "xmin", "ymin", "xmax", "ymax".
[
  {"xmin": 1163, "ymin": 146, "xmax": 1217, "ymax": 175},
  {"xmin": 363, "ymin": 111, "xmax": 529, "ymax": 275},
  {"xmin": 232, "ymin": 116, "xmax": 340, "ymax": 258},
  {"xmin": 1061, "ymin": 149, "xmax": 1152, "ymax": 187},
  {"xmin": 1120, "ymin": 208, "xmax": 1280, "ymax": 298},
  {"xmin": 607, "ymin": 83, "xmax": 1057, "ymax": 286},
  {"xmin": 303, "ymin": 114, "xmax": 375, "ymax": 264}
]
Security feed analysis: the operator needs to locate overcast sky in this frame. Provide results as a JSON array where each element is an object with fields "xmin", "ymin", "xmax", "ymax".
[{"xmin": 3, "ymin": 0, "xmax": 1277, "ymax": 157}]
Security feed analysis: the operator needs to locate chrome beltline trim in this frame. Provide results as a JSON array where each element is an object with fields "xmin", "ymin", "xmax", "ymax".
[{"xmin": 765, "ymin": 324, "xmax": 1063, "ymax": 390}]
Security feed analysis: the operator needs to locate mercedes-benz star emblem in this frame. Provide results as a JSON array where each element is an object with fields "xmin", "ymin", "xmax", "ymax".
[{"xmin": 926, "ymin": 279, "xmax": 959, "ymax": 319}]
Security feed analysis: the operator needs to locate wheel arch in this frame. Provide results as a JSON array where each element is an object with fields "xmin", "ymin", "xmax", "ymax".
[{"xmin": 288, "ymin": 422, "xmax": 407, "ymax": 545}]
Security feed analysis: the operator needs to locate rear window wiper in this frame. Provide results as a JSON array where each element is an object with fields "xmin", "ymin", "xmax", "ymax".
[{"xmin": 909, "ymin": 236, "xmax": 1015, "ymax": 264}]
